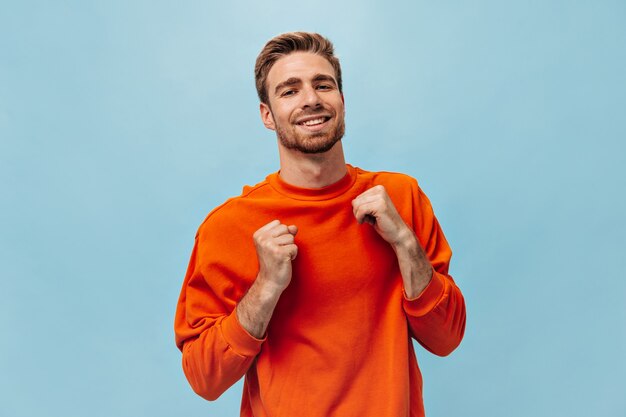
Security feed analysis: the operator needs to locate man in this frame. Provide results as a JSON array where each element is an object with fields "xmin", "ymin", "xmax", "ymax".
[{"xmin": 175, "ymin": 32, "xmax": 466, "ymax": 417}]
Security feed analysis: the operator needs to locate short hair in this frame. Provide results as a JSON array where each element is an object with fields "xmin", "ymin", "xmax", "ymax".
[{"xmin": 255, "ymin": 32, "xmax": 343, "ymax": 105}]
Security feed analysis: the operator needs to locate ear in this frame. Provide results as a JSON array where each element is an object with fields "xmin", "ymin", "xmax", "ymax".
[
  {"xmin": 260, "ymin": 102, "xmax": 276, "ymax": 131},
  {"xmin": 340, "ymin": 92, "xmax": 346, "ymax": 116}
]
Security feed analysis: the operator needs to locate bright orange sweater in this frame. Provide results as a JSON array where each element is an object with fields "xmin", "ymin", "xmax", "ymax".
[{"xmin": 175, "ymin": 165, "xmax": 465, "ymax": 417}]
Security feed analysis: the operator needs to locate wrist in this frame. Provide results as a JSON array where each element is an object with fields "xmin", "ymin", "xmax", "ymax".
[
  {"xmin": 391, "ymin": 226, "xmax": 418, "ymax": 253},
  {"xmin": 255, "ymin": 272, "xmax": 288, "ymax": 298},
  {"xmin": 403, "ymin": 267, "xmax": 434, "ymax": 299}
]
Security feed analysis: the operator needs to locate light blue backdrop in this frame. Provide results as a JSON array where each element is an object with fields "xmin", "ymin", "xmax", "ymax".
[{"xmin": 1, "ymin": 1, "xmax": 624, "ymax": 416}]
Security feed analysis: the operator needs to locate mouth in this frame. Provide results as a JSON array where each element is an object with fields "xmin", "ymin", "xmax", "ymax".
[{"xmin": 295, "ymin": 115, "xmax": 332, "ymax": 131}]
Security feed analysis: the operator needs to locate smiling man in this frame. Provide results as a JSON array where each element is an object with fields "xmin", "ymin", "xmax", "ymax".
[{"xmin": 174, "ymin": 32, "xmax": 466, "ymax": 417}]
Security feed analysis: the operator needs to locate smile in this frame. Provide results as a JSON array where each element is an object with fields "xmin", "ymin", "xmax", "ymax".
[{"xmin": 297, "ymin": 116, "xmax": 331, "ymax": 126}]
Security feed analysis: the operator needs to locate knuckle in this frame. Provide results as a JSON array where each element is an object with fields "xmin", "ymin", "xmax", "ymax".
[{"xmin": 258, "ymin": 235, "xmax": 275, "ymax": 248}]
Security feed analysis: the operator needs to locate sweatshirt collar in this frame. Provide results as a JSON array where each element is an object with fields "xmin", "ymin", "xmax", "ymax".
[{"xmin": 267, "ymin": 164, "xmax": 357, "ymax": 201}]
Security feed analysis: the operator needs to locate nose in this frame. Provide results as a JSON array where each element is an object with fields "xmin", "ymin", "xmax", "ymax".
[{"xmin": 301, "ymin": 85, "xmax": 322, "ymax": 108}]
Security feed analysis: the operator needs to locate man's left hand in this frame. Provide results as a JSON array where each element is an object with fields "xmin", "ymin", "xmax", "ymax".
[
  {"xmin": 352, "ymin": 185, "xmax": 433, "ymax": 298},
  {"xmin": 351, "ymin": 185, "xmax": 412, "ymax": 248}
]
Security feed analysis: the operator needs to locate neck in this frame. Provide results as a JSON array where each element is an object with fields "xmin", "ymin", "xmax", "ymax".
[{"xmin": 277, "ymin": 141, "xmax": 347, "ymax": 188}]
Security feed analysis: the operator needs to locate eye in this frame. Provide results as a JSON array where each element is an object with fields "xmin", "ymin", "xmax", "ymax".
[
  {"xmin": 317, "ymin": 84, "xmax": 332, "ymax": 90},
  {"xmin": 281, "ymin": 89, "xmax": 296, "ymax": 97}
]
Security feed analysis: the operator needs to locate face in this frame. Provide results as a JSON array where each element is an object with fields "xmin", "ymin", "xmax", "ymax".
[{"xmin": 260, "ymin": 52, "xmax": 345, "ymax": 154}]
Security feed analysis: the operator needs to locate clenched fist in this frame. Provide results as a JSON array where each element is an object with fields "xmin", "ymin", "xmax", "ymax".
[
  {"xmin": 352, "ymin": 185, "xmax": 434, "ymax": 297},
  {"xmin": 351, "ymin": 185, "xmax": 412, "ymax": 248},
  {"xmin": 253, "ymin": 219, "xmax": 299, "ymax": 292}
]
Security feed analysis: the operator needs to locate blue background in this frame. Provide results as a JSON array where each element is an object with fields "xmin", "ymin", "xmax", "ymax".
[{"xmin": 1, "ymin": 1, "xmax": 625, "ymax": 416}]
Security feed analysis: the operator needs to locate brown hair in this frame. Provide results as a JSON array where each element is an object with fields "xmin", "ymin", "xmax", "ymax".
[{"xmin": 255, "ymin": 32, "xmax": 343, "ymax": 105}]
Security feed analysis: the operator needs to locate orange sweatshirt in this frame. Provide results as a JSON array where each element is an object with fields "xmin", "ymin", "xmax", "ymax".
[{"xmin": 174, "ymin": 165, "xmax": 466, "ymax": 417}]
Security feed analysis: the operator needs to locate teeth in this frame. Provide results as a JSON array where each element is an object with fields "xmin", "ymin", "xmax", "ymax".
[{"xmin": 302, "ymin": 118, "xmax": 325, "ymax": 126}]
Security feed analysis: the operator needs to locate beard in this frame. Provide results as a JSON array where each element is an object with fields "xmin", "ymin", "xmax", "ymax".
[{"xmin": 274, "ymin": 110, "xmax": 346, "ymax": 154}]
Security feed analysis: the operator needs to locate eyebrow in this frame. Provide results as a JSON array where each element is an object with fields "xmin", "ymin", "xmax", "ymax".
[
  {"xmin": 274, "ymin": 73, "xmax": 338, "ymax": 95},
  {"xmin": 274, "ymin": 77, "xmax": 301, "ymax": 95},
  {"xmin": 312, "ymin": 74, "xmax": 337, "ymax": 86}
]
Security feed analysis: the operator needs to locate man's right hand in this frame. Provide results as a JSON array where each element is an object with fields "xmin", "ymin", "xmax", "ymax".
[
  {"xmin": 237, "ymin": 220, "xmax": 298, "ymax": 338},
  {"xmin": 253, "ymin": 219, "xmax": 298, "ymax": 292}
]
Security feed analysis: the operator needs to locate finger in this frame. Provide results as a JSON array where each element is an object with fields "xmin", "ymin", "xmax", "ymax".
[
  {"xmin": 352, "ymin": 194, "xmax": 381, "ymax": 209},
  {"xmin": 352, "ymin": 190, "xmax": 376, "ymax": 205},
  {"xmin": 257, "ymin": 219, "xmax": 281, "ymax": 233},
  {"xmin": 353, "ymin": 203, "xmax": 365, "ymax": 224},
  {"xmin": 353, "ymin": 199, "xmax": 381, "ymax": 218},
  {"xmin": 274, "ymin": 233, "xmax": 295, "ymax": 246},
  {"xmin": 354, "ymin": 201, "xmax": 379, "ymax": 224},
  {"xmin": 354, "ymin": 185, "xmax": 387, "ymax": 200},
  {"xmin": 270, "ymin": 224, "xmax": 290, "ymax": 238},
  {"xmin": 286, "ymin": 244, "xmax": 298, "ymax": 260},
  {"xmin": 352, "ymin": 185, "xmax": 388, "ymax": 207},
  {"xmin": 287, "ymin": 225, "xmax": 298, "ymax": 236}
]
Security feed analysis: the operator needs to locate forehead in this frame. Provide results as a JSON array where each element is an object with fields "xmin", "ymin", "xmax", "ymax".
[{"xmin": 266, "ymin": 52, "xmax": 336, "ymax": 87}]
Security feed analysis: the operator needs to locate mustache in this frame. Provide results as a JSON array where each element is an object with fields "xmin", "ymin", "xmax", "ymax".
[{"xmin": 291, "ymin": 107, "xmax": 335, "ymax": 121}]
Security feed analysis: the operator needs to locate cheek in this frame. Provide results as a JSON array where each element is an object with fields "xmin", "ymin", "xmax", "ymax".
[{"xmin": 278, "ymin": 108, "xmax": 295, "ymax": 125}]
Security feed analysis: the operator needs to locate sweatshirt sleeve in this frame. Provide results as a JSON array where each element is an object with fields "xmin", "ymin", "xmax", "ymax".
[
  {"xmin": 174, "ymin": 219, "xmax": 265, "ymax": 401},
  {"xmin": 402, "ymin": 181, "xmax": 466, "ymax": 357}
]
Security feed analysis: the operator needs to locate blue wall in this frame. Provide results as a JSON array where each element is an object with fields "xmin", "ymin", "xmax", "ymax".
[{"xmin": 1, "ymin": 1, "xmax": 624, "ymax": 416}]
